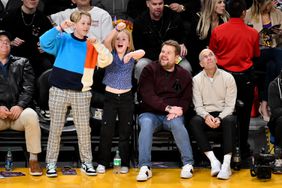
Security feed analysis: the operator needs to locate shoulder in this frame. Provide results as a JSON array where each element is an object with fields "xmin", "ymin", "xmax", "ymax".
[{"xmin": 10, "ymin": 55, "xmax": 29, "ymax": 65}]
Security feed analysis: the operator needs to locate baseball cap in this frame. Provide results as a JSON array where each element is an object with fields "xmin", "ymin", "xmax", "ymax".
[{"xmin": 0, "ymin": 30, "xmax": 12, "ymax": 41}]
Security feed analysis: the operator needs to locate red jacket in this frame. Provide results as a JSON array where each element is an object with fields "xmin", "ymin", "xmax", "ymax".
[{"xmin": 209, "ymin": 18, "xmax": 260, "ymax": 72}]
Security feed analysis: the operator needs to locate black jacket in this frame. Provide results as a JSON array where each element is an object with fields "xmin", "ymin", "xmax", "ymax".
[
  {"xmin": 132, "ymin": 7, "xmax": 186, "ymax": 61},
  {"xmin": 0, "ymin": 55, "xmax": 35, "ymax": 109}
]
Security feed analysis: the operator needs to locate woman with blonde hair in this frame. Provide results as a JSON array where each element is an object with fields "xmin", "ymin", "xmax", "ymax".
[
  {"xmin": 245, "ymin": 0, "xmax": 282, "ymax": 122},
  {"xmin": 187, "ymin": 0, "xmax": 229, "ymax": 74}
]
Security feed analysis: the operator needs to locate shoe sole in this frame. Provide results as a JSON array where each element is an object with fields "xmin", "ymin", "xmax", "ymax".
[
  {"xmin": 46, "ymin": 173, "xmax": 58, "ymax": 178},
  {"xmin": 81, "ymin": 168, "xmax": 97, "ymax": 176},
  {"xmin": 136, "ymin": 175, "xmax": 152, "ymax": 182}
]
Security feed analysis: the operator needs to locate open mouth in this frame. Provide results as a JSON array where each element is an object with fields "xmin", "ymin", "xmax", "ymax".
[{"xmin": 117, "ymin": 44, "xmax": 124, "ymax": 48}]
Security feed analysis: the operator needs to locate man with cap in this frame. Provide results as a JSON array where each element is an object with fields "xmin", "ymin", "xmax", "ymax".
[
  {"xmin": 0, "ymin": 30, "xmax": 42, "ymax": 176},
  {"xmin": 189, "ymin": 49, "xmax": 237, "ymax": 180}
]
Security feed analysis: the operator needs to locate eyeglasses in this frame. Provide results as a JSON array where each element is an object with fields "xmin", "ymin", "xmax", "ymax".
[{"xmin": 0, "ymin": 40, "xmax": 11, "ymax": 46}]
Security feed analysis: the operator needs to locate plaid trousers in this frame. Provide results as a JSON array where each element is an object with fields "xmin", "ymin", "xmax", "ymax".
[{"xmin": 46, "ymin": 86, "xmax": 92, "ymax": 163}]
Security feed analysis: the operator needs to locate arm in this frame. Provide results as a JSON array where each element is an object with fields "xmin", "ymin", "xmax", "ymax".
[
  {"xmin": 218, "ymin": 74, "xmax": 237, "ymax": 119},
  {"xmin": 17, "ymin": 59, "xmax": 35, "ymax": 109},
  {"xmin": 192, "ymin": 76, "xmax": 210, "ymax": 119},
  {"xmin": 92, "ymin": 41, "xmax": 113, "ymax": 68},
  {"xmin": 100, "ymin": 12, "xmax": 114, "ymax": 42},
  {"xmin": 103, "ymin": 22, "xmax": 127, "ymax": 52},
  {"xmin": 268, "ymin": 79, "xmax": 282, "ymax": 118}
]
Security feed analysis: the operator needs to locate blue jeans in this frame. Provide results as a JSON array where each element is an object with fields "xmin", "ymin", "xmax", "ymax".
[{"xmin": 138, "ymin": 112, "xmax": 194, "ymax": 167}]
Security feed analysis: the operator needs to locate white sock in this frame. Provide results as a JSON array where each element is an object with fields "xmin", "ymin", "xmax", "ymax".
[
  {"xmin": 222, "ymin": 153, "xmax": 232, "ymax": 166},
  {"xmin": 204, "ymin": 151, "xmax": 218, "ymax": 164},
  {"xmin": 29, "ymin": 153, "xmax": 38, "ymax": 161}
]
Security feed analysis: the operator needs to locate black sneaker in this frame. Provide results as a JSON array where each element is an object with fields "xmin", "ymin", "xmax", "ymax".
[
  {"xmin": 81, "ymin": 162, "xmax": 97, "ymax": 176},
  {"xmin": 46, "ymin": 163, "xmax": 57, "ymax": 177}
]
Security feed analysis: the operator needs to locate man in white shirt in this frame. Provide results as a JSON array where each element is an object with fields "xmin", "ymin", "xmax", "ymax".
[
  {"xmin": 50, "ymin": 0, "xmax": 113, "ymax": 42},
  {"xmin": 189, "ymin": 49, "xmax": 237, "ymax": 180}
]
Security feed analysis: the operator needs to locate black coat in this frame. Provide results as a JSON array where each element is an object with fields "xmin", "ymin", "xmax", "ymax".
[
  {"xmin": 0, "ymin": 56, "xmax": 35, "ymax": 109},
  {"xmin": 132, "ymin": 7, "xmax": 186, "ymax": 61}
]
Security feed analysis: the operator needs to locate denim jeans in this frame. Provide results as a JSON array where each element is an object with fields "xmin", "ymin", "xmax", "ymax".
[{"xmin": 138, "ymin": 112, "xmax": 194, "ymax": 167}]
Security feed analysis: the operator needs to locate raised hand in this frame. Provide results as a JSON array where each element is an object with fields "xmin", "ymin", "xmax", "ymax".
[{"xmin": 115, "ymin": 22, "xmax": 126, "ymax": 32}]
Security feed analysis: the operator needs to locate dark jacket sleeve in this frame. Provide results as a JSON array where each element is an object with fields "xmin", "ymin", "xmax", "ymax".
[
  {"xmin": 268, "ymin": 78, "xmax": 282, "ymax": 119},
  {"xmin": 176, "ymin": 70, "xmax": 192, "ymax": 113},
  {"xmin": 17, "ymin": 59, "xmax": 35, "ymax": 108}
]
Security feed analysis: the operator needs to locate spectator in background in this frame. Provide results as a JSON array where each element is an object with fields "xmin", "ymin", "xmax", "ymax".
[
  {"xmin": 136, "ymin": 40, "xmax": 194, "ymax": 182},
  {"xmin": 209, "ymin": 0, "xmax": 260, "ymax": 159},
  {"xmin": 50, "ymin": 0, "xmax": 113, "ymax": 42},
  {"xmin": 268, "ymin": 71, "xmax": 282, "ymax": 174},
  {"xmin": 0, "ymin": 0, "xmax": 54, "ymax": 78},
  {"xmin": 133, "ymin": 0, "xmax": 192, "ymax": 81},
  {"xmin": 42, "ymin": 0, "xmax": 74, "ymax": 15},
  {"xmin": 0, "ymin": 0, "xmax": 22, "ymax": 22},
  {"xmin": 190, "ymin": 49, "xmax": 237, "ymax": 180},
  {"xmin": 244, "ymin": 0, "xmax": 282, "ymax": 122},
  {"xmin": 187, "ymin": 0, "xmax": 229, "ymax": 74},
  {"xmin": 0, "ymin": 30, "xmax": 42, "ymax": 176},
  {"xmin": 92, "ymin": 0, "xmax": 130, "ymax": 20}
]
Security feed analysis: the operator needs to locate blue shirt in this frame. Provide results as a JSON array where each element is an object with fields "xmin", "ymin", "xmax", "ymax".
[{"xmin": 103, "ymin": 51, "xmax": 134, "ymax": 90}]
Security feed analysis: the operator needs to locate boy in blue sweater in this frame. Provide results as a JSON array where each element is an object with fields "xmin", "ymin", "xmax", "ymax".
[{"xmin": 40, "ymin": 10, "xmax": 113, "ymax": 177}]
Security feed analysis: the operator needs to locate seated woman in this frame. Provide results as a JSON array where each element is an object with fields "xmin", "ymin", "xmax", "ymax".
[
  {"xmin": 189, "ymin": 49, "xmax": 237, "ymax": 180},
  {"xmin": 268, "ymin": 71, "xmax": 282, "ymax": 173}
]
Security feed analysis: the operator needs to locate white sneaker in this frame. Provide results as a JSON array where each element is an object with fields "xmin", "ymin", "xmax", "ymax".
[
  {"xmin": 120, "ymin": 166, "xmax": 129, "ymax": 174},
  {"xmin": 96, "ymin": 164, "xmax": 106, "ymax": 174},
  {"xmin": 46, "ymin": 163, "xmax": 57, "ymax": 177},
  {"xmin": 217, "ymin": 164, "xmax": 232, "ymax": 180},
  {"xmin": 211, "ymin": 160, "xmax": 221, "ymax": 176},
  {"xmin": 180, "ymin": 164, "xmax": 193, "ymax": 179},
  {"xmin": 81, "ymin": 162, "xmax": 97, "ymax": 176},
  {"xmin": 136, "ymin": 166, "xmax": 152, "ymax": 181}
]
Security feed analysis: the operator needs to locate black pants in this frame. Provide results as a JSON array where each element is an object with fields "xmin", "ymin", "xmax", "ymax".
[
  {"xmin": 98, "ymin": 90, "xmax": 134, "ymax": 167},
  {"xmin": 189, "ymin": 113, "xmax": 236, "ymax": 154},
  {"xmin": 231, "ymin": 71, "xmax": 255, "ymax": 154},
  {"xmin": 272, "ymin": 116, "xmax": 282, "ymax": 148}
]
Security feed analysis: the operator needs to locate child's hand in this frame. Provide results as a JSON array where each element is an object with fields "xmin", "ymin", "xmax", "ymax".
[
  {"xmin": 60, "ymin": 20, "xmax": 74, "ymax": 30},
  {"xmin": 87, "ymin": 37, "xmax": 97, "ymax": 44},
  {"xmin": 123, "ymin": 49, "xmax": 145, "ymax": 64},
  {"xmin": 115, "ymin": 22, "xmax": 126, "ymax": 32}
]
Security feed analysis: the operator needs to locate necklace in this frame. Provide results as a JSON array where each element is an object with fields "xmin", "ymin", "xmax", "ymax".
[{"xmin": 21, "ymin": 10, "xmax": 36, "ymax": 26}]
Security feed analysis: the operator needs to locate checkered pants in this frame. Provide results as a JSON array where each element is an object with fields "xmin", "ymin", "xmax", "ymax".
[{"xmin": 46, "ymin": 87, "xmax": 92, "ymax": 163}]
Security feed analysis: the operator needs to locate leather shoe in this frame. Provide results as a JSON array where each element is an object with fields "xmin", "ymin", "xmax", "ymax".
[{"xmin": 29, "ymin": 160, "xmax": 43, "ymax": 176}]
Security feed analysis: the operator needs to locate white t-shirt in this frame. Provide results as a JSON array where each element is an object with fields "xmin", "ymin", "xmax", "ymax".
[{"xmin": 50, "ymin": 6, "xmax": 113, "ymax": 42}]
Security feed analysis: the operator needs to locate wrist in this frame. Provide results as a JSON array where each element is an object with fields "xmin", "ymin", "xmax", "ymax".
[
  {"xmin": 180, "ymin": 5, "xmax": 185, "ymax": 12},
  {"xmin": 115, "ymin": 26, "xmax": 122, "ymax": 32},
  {"xmin": 59, "ymin": 24, "xmax": 65, "ymax": 32},
  {"xmin": 165, "ymin": 105, "xmax": 172, "ymax": 112}
]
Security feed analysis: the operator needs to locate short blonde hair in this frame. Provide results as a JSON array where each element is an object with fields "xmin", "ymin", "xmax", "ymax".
[{"xmin": 70, "ymin": 10, "xmax": 92, "ymax": 23}]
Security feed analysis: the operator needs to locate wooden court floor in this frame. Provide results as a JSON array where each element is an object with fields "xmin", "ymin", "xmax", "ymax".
[{"xmin": 1, "ymin": 167, "xmax": 282, "ymax": 188}]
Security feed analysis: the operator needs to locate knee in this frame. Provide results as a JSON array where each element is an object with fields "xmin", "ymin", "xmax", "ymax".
[
  {"xmin": 21, "ymin": 108, "xmax": 40, "ymax": 128},
  {"xmin": 222, "ymin": 115, "xmax": 236, "ymax": 125},
  {"xmin": 139, "ymin": 118, "xmax": 153, "ymax": 132}
]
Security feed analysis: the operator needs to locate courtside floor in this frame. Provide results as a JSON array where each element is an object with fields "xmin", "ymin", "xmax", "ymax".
[{"xmin": 1, "ymin": 168, "xmax": 282, "ymax": 188}]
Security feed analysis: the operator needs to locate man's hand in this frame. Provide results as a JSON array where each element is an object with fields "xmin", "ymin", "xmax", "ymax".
[
  {"xmin": 166, "ymin": 106, "xmax": 183, "ymax": 120},
  {"xmin": 11, "ymin": 37, "xmax": 25, "ymax": 47},
  {"xmin": 169, "ymin": 3, "xmax": 184, "ymax": 13},
  {"xmin": 0, "ymin": 106, "xmax": 11, "ymax": 120},
  {"xmin": 8, "ymin": 106, "xmax": 23, "ymax": 120},
  {"xmin": 180, "ymin": 44, "xmax": 187, "ymax": 57},
  {"xmin": 204, "ymin": 114, "xmax": 219, "ymax": 128}
]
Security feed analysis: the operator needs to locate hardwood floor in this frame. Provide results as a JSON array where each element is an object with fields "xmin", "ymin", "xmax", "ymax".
[{"xmin": 1, "ymin": 168, "xmax": 282, "ymax": 188}]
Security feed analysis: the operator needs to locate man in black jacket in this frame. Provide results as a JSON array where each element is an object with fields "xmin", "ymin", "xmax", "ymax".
[
  {"xmin": 132, "ymin": 0, "xmax": 191, "ymax": 80},
  {"xmin": 0, "ymin": 30, "xmax": 42, "ymax": 176}
]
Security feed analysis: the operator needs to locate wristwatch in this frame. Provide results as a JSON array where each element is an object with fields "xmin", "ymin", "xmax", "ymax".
[
  {"xmin": 181, "ymin": 5, "xmax": 185, "ymax": 12},
  {"xmin": 165, "ymin": 105, "xmax": 172, "ymax": 112}
]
